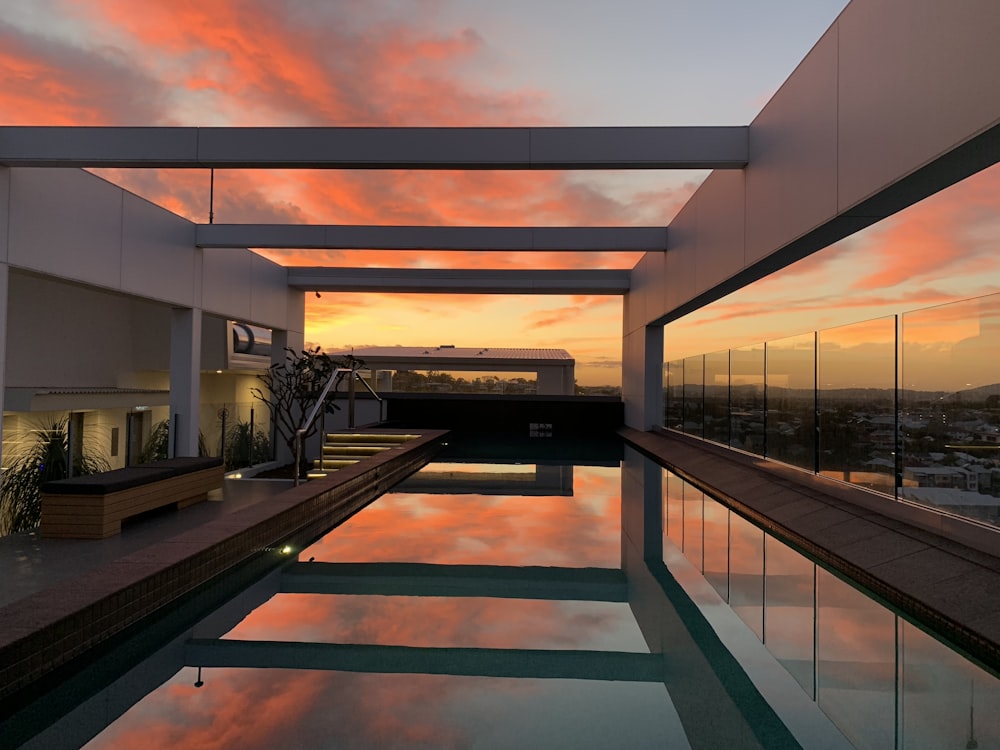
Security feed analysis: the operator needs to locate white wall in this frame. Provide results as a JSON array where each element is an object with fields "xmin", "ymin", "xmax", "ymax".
[
  {"xmin": 534, "ymin": 365, "xmax": 575, "ymax": 396},
  {"xmin": 4, "ymin": 167, "xmax": 296, "ymax": 330},
  {"xmin": 0, "ymin": 169, "xmax": 7, "ymax": 431},
  {"xmin": 6, "ymin": 274, "xmax": 137, "ymax": 388},
  {"xmin": 3, "ymin": 274, "xmax": 234, "ymax": 389},
  {"xmin": 121, "ymin": 191, "xmax": 199, "ymax": 307},
  {"xmin": 623, "ymin": 0, "xmax": 1000, "ymax": 428},
  {"xmin": 0, "ymin": 169, "xmax": 9, "ymax": 264}
]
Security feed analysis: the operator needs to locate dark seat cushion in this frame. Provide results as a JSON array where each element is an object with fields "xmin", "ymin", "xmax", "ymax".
[
  {"xmin": 41, "ymin": 457, "xmax": 223, "ymax": 495},
  {"xmin": 41, "ymin": 466, "xmax": 175, "ymax": 495}
]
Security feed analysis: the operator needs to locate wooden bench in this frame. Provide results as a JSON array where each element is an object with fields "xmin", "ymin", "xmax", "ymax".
[{"xmin": 40, "ymin": 457, "xmax": 224, "ymax": 539}]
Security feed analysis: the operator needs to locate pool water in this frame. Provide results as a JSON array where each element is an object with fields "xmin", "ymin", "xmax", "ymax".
[
  {"xmin": 81, "ymin": 461, "xmax": 700, "ymax": 749},
  {"xmin": 22, "ymin": 443, "xmax": 997, "ymax": 749}
]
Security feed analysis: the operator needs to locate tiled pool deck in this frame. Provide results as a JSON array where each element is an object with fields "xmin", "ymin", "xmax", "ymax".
[
  {"xmin": 0, "ymin": 477, "xmax": 288, "ymax": 610},
  {"xmin": 0, "ymin": 430, "xmax": 447, "ymax": 712}
]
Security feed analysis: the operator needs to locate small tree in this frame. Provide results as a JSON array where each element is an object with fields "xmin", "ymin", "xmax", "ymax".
[{"xmin": 251, "ymin": 347, "xmax": 364, "ymax": 474}]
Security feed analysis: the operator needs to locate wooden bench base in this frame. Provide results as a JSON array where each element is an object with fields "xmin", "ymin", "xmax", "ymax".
[{"xmin": 41, "ymin": 465, "xmax": 223, "ymax": 539}]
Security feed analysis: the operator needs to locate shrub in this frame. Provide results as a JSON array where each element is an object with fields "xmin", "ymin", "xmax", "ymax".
[
  {"xmin": 1, "ymin": 419, "xmax": 111, "ymax": 534},
  {"xmin": 138, "ymin": 419, "xmax": 208, "ymax": 464},
  {"xmin": 222, "ymin": 420, "xmax": 270, "ymax": 470}
]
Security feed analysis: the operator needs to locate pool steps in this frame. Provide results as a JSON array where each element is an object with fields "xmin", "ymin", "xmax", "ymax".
[{"xmin": 309, "ymin": 432, "xmax": 421, "ymax": 479}]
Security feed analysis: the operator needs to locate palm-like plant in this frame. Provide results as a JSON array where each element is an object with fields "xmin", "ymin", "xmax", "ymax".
[
  {"xmin": 1, "ymin": 419, "xmax": 111, "ymax": 534},
  {"xmin": 222, "ymin": 420, "xmax": 270, "ymax": 470},
  {"xmin": 138, "ymin": 419, "xmax": 208, "ymax": 464}
]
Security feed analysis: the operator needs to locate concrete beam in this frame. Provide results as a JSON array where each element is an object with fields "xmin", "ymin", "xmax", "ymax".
[
  {"xmin": 0, "ymin": 126, "xmax": 748, "ymax": 169},
  {"xmin": 288, "ymin": 267, "xmax": 631, "ymax": 294},
  {"xmin": 196, "ymin": 224, "xmax": 667, "ymax": 251},
  {"xmin": 185, "ymin": 639, "xmax": 666, "ymax": 681},
  {"xmin": 280, "ymin": 562, "xmax": 627, "ymax": 600}
]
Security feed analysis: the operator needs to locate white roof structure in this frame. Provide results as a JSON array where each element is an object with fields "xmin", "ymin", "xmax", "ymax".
[
  {"xmin": 332, "ymin": 346, "xmax": 575, "ymax": 395},
  {"xmin": 340, "ymin": 346, "xmax": 571, "ymax": 363}
]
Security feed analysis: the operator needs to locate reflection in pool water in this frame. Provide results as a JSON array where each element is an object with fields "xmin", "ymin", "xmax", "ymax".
[
  {"xmin": 83, "ymin": 462, "xmax": 696, "ymax": 749},
  {"xmin": 20, "ymin": 444, "xmax": 994, "ymax": 749},
  {"xmin": 664, "ymin": 467, "xmax": 1000, "ymax": 749}
]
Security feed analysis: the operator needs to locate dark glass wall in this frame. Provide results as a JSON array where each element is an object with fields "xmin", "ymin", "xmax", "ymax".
[
  {"xmin": 703, "ymin": 349, "xmax": 730, "ymax": 446},
  {"xmin": 660, "ymin": 468, "xmax": 1000, "ymax": 747},
  {"xmin": 730, "ymin": 343, "xmax": 765, "ymax": 454},
  {"xmin": 682, "ymin": 355, "xmax": 704, "ymax": 438},
  {"xmin": 765, "ymin": 333, "xmax": 816, "ymax": 472},
  {"xmin": 664, "ymin": 291, "xmax": 1000, "ymax": 530},
  {"xmin": 817, "ymin": 316, "xmax": 896, "ymax": 493}
]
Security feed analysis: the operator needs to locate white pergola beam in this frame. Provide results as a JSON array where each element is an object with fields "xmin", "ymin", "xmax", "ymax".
[
  {"xmin": 0, "ymin": 126, "xmax": 748, "ymax": 169},
  {"xmin": 197, "ymin": 224, "xmax": 666, "ymax": 251},
  {"xmin": 285, "ymin": 267, "xmax": 630, "ymax": 294}
]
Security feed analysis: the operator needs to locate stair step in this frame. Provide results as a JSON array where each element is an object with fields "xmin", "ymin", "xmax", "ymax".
[
  {"xmin": 324, "ymin": 433, "xmax": 419, "ymax": 444},
  {"xmin": 321, "ymin": 445, "xmax": 391, "ymax": 456},
  {"xmin": 312, "ymin": 459, "xmax": 360, "ymax": 469},
  {"xmin": 308, "ymin": 432, "xmax": 422, "ymax": 480}
]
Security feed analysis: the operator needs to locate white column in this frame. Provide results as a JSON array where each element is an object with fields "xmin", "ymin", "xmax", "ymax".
[
  {"xmin": 376, "ymin": 369, "xmax": 393, "ymax": 392},
  {"xmin": 170, "ymin": 307, "xmax": 202, "ymax": 457},
  {"xmin": 643, "ymin": 325, "xmax": 664, "ymax": 430},
  {"xmin": 536, "ymin": 365, "xmax": 576, "ymax": 395},
  {"xmin": 0, "ymin": 263, "xmax": 8, "ymax": 470},
  {"xmin": 624, "ymin": 323, "xmax": 664, "ymax": 430},
  {"xmin": 564, "ymin": 363, "xmax": 576, "ymax": 395},
  {"xmin": 536, "ymin": 366, "xmax": 559, "ymax": 395}
]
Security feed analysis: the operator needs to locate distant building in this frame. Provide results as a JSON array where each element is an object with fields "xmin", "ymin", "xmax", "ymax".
[
  {"xmin": 903, "ymin": 466, "xmax": 978, "ymax": 493},
  {"xmin": 330, "ymin": 346, "xmax": 575, "ymax": 396}
]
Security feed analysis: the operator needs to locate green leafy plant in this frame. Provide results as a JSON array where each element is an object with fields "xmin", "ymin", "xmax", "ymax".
[
  {"xmin": 222, "ymin": 420, "xmax": 270, "ymax": 470},
  {"xmin": 1, "ymin": 419, "xmax": 111, "ymax": 534},
  {"xmin": 138, "ymin": 419, "xmax": 208, "ymax": 464}
]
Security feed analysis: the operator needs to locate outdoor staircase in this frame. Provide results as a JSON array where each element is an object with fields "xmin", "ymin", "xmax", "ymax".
[{"xmin": 308, "ymin": 432, "xmax": 420, "ymax": 479}]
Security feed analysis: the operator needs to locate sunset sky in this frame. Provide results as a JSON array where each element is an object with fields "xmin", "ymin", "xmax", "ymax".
[{"xmin": 5, "ymin": 0, "xmax": 996, "ymax": 386}]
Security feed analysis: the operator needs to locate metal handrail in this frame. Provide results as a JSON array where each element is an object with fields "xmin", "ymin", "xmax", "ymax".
[
  {"xmin": 353, "ymin": 372, "xmax": 382, "ymax": 402},
  {"xmin": 352, "ymin": 371, "xmax": 386, "ymax": 425},
  {"xmin": 292, "ymin": 367, "xmax": 383, "ymax": 486},
  {"xmin": 293, "ymin": 367, "xmax": 347, "ymax": 486}
]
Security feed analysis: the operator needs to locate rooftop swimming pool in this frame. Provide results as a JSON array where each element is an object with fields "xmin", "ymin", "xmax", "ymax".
[{"xmin": 13, "ymin": 440, "xmax": 1000, "ymax": 749}]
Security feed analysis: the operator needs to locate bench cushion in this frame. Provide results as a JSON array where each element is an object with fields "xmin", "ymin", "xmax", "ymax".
[
  {"xmin": 41, "ymin": 466, "xmax": 175, "ymax": 495},
  {"xmin": 40, "ymin": 457, "xmax": 223, "ymax": 495}
]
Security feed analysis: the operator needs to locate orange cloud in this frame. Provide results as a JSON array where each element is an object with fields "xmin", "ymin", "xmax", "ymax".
[
  {"xmin": 850, "ymin": 166, "xmax": 1000, "ymax": 292},
  {"xmin": 4, "ymin": 0, "xmax": 681, "ymax": 246},
  {"xmin": 522, "ymin": 297, "xmax": 620, "ymax": 330},
  {"xmin": 0, "ymin": 20, "xmax": 165, "ymax": 125}
]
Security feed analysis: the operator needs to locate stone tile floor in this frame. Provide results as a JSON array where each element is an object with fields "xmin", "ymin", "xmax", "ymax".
[{"xmin": 0, "ymin": 478, "xmax": 292, "ymax": 609}]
